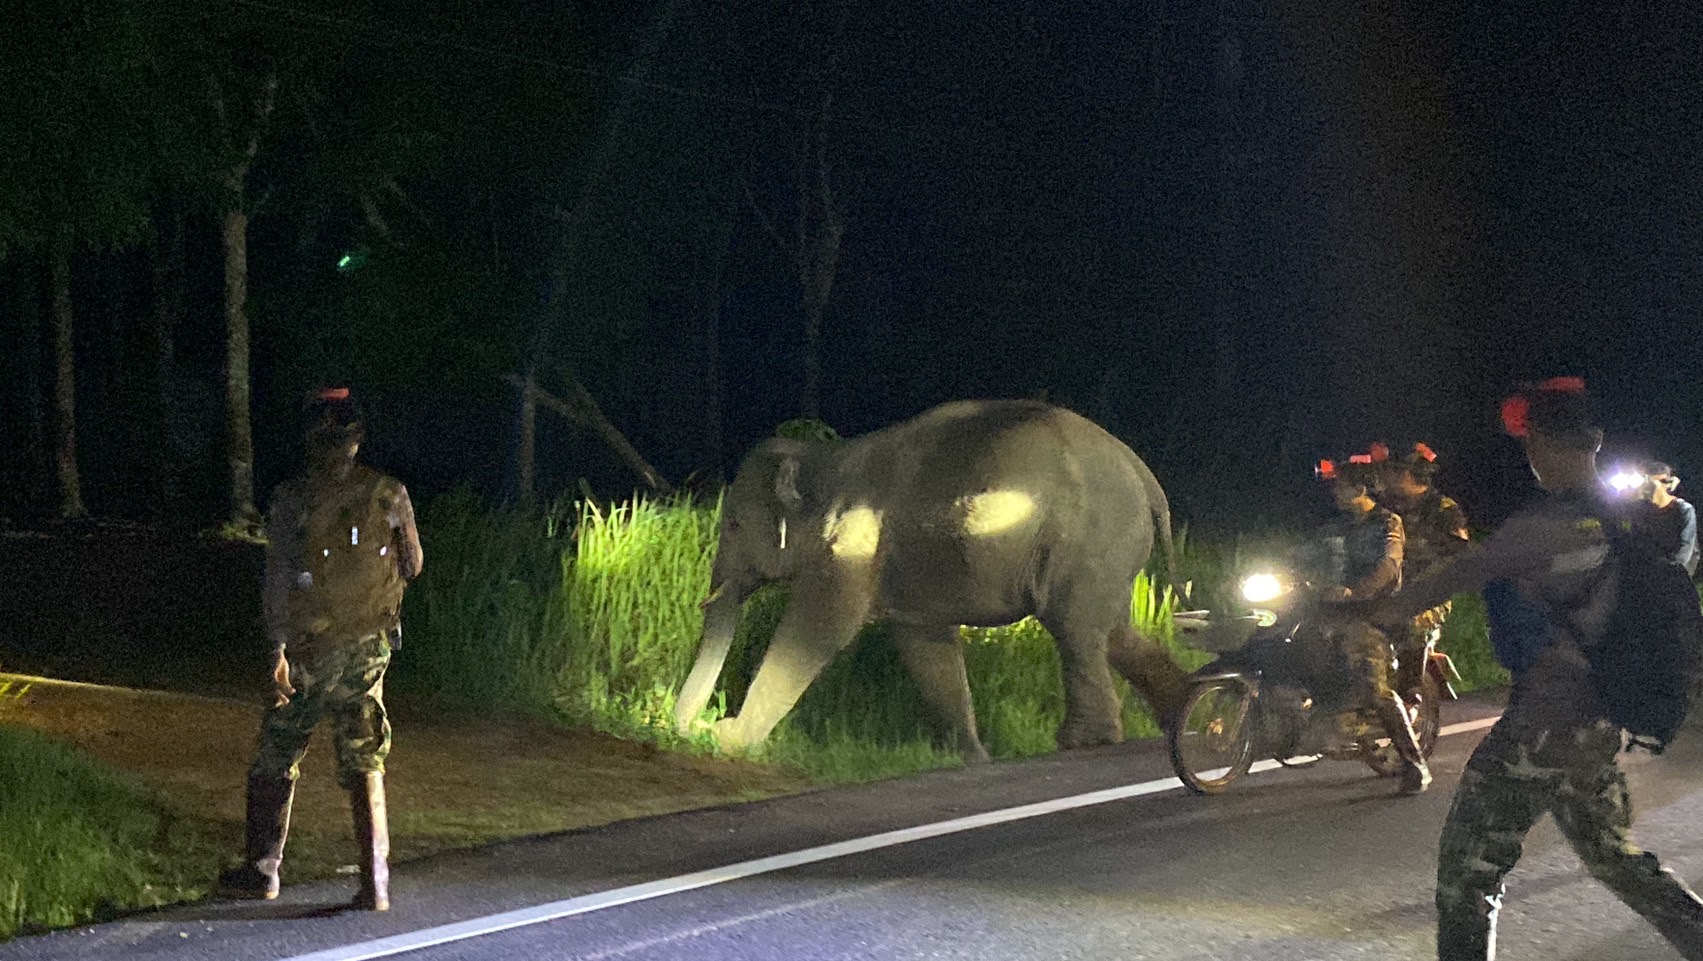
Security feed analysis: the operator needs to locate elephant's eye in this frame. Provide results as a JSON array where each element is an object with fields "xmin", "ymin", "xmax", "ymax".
[{"xmin": 727, "ymin": 519, "xmax": 742, "ymax": 533}]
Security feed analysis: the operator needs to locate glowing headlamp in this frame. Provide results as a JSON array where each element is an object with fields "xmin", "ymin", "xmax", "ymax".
[
  {"xmin": 1241, "ymin": 573, "xmax": 1287, "ymax": 604},
  {"xmin": 1607, "ymin": 470, "xmax": 1647, "ymax": 493}
]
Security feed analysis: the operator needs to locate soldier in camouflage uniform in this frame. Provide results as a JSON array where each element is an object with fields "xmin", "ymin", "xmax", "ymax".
[
  {"xmin": 1295, "ymin": 456, "xmax": 1432, "ymax": 794},
  {"xmin": 1630, "ymin": 461, "xmax": 1698, "ymax": 576},
  {"xmin": 218, "ymin": 388, "xmax": 423, "ymax": 911},
  {"xmin": 1377, "ymin": 442, "xmax": 1471, "ymax": 691},
  {"xmin": 1374, "ymin": 379, "xmax": 1703, "ymax": 961}
]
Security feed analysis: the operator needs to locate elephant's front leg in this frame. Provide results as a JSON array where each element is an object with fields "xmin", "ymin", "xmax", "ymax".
[
  {"xmin": 890, "ymin": 622, "xmax": 991, "ymax": 764},
  {"xmin": 716, "ymin": 572, "xmax": 873, "ymax": 752}
]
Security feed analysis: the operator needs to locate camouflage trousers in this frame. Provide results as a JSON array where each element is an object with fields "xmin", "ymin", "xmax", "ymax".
[
  {"xmin": 1436, "ymin": 716, "xmax": 1703, "ymax": 960},
  {"xmin": 250, "ymin": 632, "xmax": 393, "ymax": 790},
  {"xmin": 1337, "ymin": 619, "xmax": 1427, "ymax": 763}
]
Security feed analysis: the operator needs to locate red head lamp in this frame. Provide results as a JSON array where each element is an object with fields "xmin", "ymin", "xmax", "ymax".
[{"xmin": 1501, "ymin": 376, "xmax": 1587, "ymax": 438}]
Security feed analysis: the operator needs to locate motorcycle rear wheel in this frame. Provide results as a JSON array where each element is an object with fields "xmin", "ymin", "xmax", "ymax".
[
  {"xmin": 1365, "ymin": 670, "xmax": 1444, "ymax": 776},
  {"xmin": 1169, "ymin": 679, "xmax": 1257, "ymax": 794}
]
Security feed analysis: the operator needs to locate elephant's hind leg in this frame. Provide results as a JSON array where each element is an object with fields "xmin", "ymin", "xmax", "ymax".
[
  {"xmin": 1036, "ymin": 599, "xmax": 1125, "ymax": 750},
  {"xmin": 1107, "ymin": 624, "xmax": 1189, "ymax": 733},
  {"xmin": 890, "ymin": 622, "xmax": 991, "ymax": 764}
]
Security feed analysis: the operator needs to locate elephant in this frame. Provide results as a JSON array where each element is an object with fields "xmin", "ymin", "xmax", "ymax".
[{"xmin": 673, "ymin": 399, "xmax": 1190, "ymax": 763}]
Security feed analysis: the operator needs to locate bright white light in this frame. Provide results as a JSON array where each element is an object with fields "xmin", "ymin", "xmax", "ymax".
[
  {"xmin": 1608, "ymin": 471, "xmax": 1646, "ymax": 492},
  {"xmin": 1242, "ymin": 573, "xmax": 1285, "ymax": 604},
  {"xmin": 957, "ymin": 490, "xmax": 1037, "ymax": 537}
]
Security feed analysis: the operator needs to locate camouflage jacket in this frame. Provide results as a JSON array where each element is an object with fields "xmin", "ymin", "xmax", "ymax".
[
  {"xmin": 1297, "ymin": 506, "xmax": 1405, "ymax": 601},
  {"xmin": 264, "ymin": 463, "xmax": 423, "ymax": 653},
  {"xmin": 1387, "ymin": 489, "xmax": 1611, "ymax": 731},
  {"xmin": 1388, "ymin": 489, "xmax": 1470, "ymax": 577}
]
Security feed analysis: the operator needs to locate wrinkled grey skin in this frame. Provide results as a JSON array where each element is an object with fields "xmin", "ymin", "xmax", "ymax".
[{"xmin": 674, "ymin": 400, "xmax": 1190, "ymax": 763}]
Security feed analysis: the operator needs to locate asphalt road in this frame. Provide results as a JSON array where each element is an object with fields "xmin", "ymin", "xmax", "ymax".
[{"xmin": 12, "ymin": 696, "xmax": 1703, "ymax": 961}]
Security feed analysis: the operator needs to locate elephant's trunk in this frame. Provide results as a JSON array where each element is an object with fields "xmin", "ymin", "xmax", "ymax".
[{"xmin": 674, "ymin": 585, "xmax": 744, "ymax": 733}]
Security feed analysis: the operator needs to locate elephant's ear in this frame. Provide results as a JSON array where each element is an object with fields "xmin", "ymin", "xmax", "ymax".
[{"xmin": 773, "ymin": 456, "xmax": 803, "ymax": 509}]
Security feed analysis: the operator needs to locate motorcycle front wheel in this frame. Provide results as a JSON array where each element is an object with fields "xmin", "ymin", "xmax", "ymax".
[
  {"xmin": 1365, "ymin": 670, "xmax": 1444, "ymax": 776},
  {"xmin": 1169, "ymin": 678, "xmax": 1257, "ymax": 794}
]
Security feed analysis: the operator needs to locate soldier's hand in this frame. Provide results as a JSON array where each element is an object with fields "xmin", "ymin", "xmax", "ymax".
[
  {"xmin": 272, "ymin": 649, "xmax": 295, "ymax": 708},
  {"xmin": 1321, "ymin": 586, "xmax": 1353, "ymax": 604}
]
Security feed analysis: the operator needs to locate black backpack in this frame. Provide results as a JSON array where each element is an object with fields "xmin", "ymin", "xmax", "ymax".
[{"xmin": 1582, "ymin": 512, "xmax": 1703, "ymax": 753}]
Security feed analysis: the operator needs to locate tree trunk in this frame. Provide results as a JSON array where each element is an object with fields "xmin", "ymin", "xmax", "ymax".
[
  {"xmin": 795, "ymin": 111, "xmax": 843, "ymax": 421},
  {"xmin": 12, "ymin": 253, "xmax": 47, "ymax": 512},
  {"xmin": 792, "ymin": 4, "xmax": 849, "ymax": 420},
  {"xmin": 51, "ymin": 226, "xmax": 87, "ymax": 520},
  {"xmin": 509, "ymin": 375, "xmax": 673, "ymax": 495},
  {"xmin": 222, "ymin": 203, "xmax": 258, "ymax": 527},
  {"xmin": 517, "ymin": 366, "xmax": 537, "ymax": 503},
  {"xmin": 218, "ymin": 71, "xmax": 276, "ymax": 531},
  {"xmin": 532, "ymin": 0, "xmax": 684, "ymax": 364},
  {"xmin": 800, "ymin": 304, "xmax": 823, "ymax": 420},
  {"xmin": 697, "ymin": 211, "xmax": 733, "ymax": 479},
  {"xmin": 151, "ymin": 206, "xmax": 186, "ymax": 513}
]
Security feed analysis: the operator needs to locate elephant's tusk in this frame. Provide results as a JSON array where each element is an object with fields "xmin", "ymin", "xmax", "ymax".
[{"xmin": 700, "ymin": 582, "xmax": 727, "ymax": 609}]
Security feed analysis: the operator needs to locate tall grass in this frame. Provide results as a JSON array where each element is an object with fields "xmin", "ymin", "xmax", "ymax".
[
  {"xmin": 549, "ymin": 496, "xmax": 1253, "ymax": 777},
  {"xmin": 0, "ymin": 725, "xmax": 224, "ymax": 941},
  {"xmin": 1438, "ymin": 592, "xmax": 1508, "ymax": 692},
  {"xmin": 392, "ymin": 488, "xmax": 574, "ymax": 713},
  {"xmin": 401, "ymin": 491, "xmax": 1502, "ymax": 781},
  {"xmin": 553, "ymin": 495, "xmax": 722, "ymax": 740}
]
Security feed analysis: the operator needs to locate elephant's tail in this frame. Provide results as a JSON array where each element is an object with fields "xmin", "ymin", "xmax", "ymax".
[{"xmin": 1129, "ymin": 453, "xmax": 1183, "ymax": 601}]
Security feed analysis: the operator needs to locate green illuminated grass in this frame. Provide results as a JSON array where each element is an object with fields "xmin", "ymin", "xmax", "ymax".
[
  {"xmin": 1437, "ymin": 591, "xmax": 1509, "ymax": 693},
  {"xmin": 399, "ymin": 492, "xmax": 1502, "ymax": 782},
  {"xmin": 0, "ymin": 725, "xmax": 224, "ymax": 941}
]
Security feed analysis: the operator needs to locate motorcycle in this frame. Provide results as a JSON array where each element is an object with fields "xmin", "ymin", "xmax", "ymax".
[{"xmin": 1167, "ymin": 569, "xmax": 1460, "ymax": 794}]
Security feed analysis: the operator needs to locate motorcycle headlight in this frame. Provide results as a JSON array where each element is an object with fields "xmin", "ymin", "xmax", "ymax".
[
  {"xmin": 1241, "ymin": 572, "xmax": 1287, "ymax": 604},
  {"xmin": 1606, "ymin": 469, "xmax": 1646, "ymax": 494}
]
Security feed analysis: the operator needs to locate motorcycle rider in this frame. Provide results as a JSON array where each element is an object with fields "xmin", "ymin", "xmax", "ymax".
[
  {"xmin": 1377, "ymin": 442, "xmax": 1472, "ymax": 692},
  {"xmin": 1294, "ymin": 454, "xmax": 1432, "ymax": 795}
]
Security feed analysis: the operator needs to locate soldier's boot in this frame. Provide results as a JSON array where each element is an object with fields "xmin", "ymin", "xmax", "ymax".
[
  {"xmin": 349, "ymin": 771, "xmax": 391, "ymax": 911},
  {"xmin": 1599, "ymin": 853, "xmax": 1703, "ymax": 960},
  {"xmin": 218, "ymin": 773, "xmax": 296, "ymax": 899},
  {"xmin": 1375, "ymin": 693, "xmax": 1431, "ymax": 795}
]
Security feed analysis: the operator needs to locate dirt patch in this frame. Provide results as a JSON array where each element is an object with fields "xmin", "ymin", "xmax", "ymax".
[{"xmin": 1, "ymin": 674, "xmax": 816, "ymax": 882}]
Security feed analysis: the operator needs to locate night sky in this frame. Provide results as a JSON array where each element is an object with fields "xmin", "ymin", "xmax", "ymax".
[{"xmin": 2, "ymin": 0, "xmax": 1699, "ymax": 535}]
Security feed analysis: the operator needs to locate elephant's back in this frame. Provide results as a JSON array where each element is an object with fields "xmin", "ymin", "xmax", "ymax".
[
  {"xmin": 842, "ymin": 402, "xmax": 1155, "ymax": 623},
  {"xmin": 840, "ymin": 401, "xmax": 1152, "ymax": 549},
  {"xmin": 857, "ymin": 400, "xmax": 1143, "ymax": 499}
]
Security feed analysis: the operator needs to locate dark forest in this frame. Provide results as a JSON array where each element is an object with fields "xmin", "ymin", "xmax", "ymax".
[{"xmin": 4, "ymin": 0, "xmax": 1699, "ymax": 532}]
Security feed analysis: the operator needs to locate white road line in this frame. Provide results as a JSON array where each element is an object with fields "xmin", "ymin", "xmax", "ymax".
[
  {"xmin": 281, "ymin": 712, "xmax": 1503, "ymax": 961},
  {"xmin": 1440, "ymin": 716, "xmax": 1500, "ymax": 737}
]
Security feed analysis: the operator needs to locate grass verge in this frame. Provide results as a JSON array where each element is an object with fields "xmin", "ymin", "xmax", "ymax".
[
  {"xmin": 399, "ymin": 492, "xmax": 1505, "ymax": 781},
  {"xmin": 0, "ymin": 674, "xmax": 816, "ymax": 943},
  {"xmin": 0, "ymin": 723, "xmax": 225, "ymax": 941}
]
